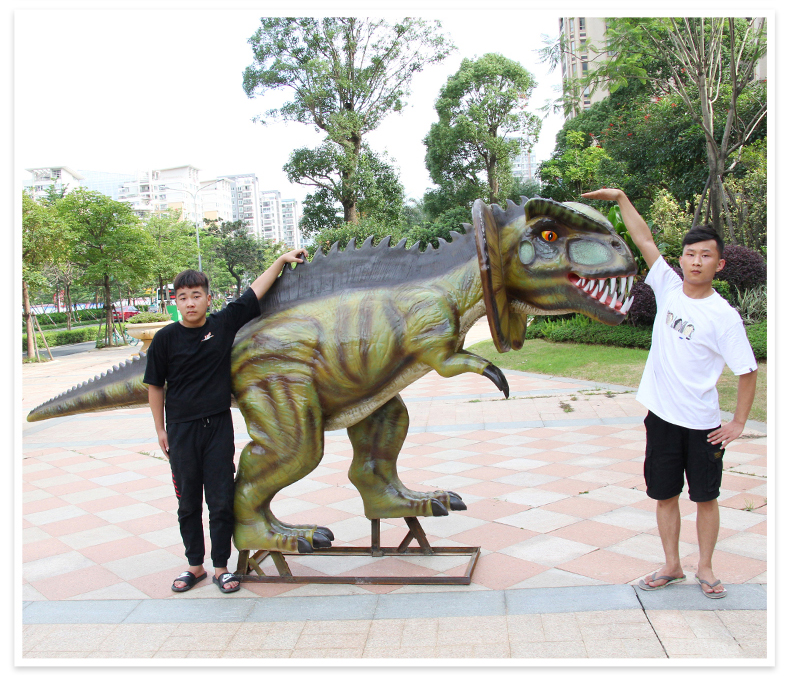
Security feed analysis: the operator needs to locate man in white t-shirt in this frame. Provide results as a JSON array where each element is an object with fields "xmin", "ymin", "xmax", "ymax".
[{"xmin": 583, "ymin": 188, "xmax": 758, "ymax": 599}]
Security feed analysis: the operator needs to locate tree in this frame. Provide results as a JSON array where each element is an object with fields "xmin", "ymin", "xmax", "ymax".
[
  {"xmin": 424, "ymin": 53, "xmax": 542, "ymax": 206},
  {"xmin": 539, "ymin": 130, "xmax": 614, "ymax": 201},
  {"xmin": 287, "ymin": 144, "xmax": 406, "ymax": 236},
  {"xmin": 546, "ymin": 17, "xmax": 767, "ymax": 238},
  {"xmin": 206, "ymin": 220, "xmax": 286, "ymax": 298},
  {"xmin": 243, "ymin": 17, "xmax": 453, "ymax": 223},
  {"xmin": 56, "ymin": 189, "xmax": 154, "ymax": 346},
  {"xmin": 22, "ymin": 191, "xmax": 65, "ymax": 358},
  {"xmin": 144, "ymin": 210, "xmax": 198, "ymax": 311}
]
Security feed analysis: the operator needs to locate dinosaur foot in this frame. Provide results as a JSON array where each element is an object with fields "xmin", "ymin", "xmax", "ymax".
[
  {"xmin": 362, "ymin": 489, "xmax": 466, "ymax": 520},
  {"xmin": 234, "ymin": 521, "xmax": 333, "ymax": 553}
]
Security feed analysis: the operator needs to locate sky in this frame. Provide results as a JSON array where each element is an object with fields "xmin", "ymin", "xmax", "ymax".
[{"xmin": 14, "ymin": 6, "xmax": 567, "ymax": 203}]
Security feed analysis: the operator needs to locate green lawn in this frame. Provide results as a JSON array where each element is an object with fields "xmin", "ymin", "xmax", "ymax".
[{"xmin": 467, "ymin": 338, "xmax": 768, "ymax": 424}]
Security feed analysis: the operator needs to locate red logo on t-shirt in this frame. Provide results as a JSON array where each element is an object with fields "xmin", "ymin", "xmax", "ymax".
[{"xmin": 201, "ymin": 332, "xmax": 214, "ymax": 342}]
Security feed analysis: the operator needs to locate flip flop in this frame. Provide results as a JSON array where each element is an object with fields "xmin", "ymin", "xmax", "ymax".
[
  {"xmin": 171, "ymin": 570, "xmax": 207, "ymax": 592},
  {"xmin": 695, "ymin": 574, "xmax": 727, "ymax": 599},
  {"xmin": 213, "ymin": 572, "xmax": 241, "ymax": 593},
  {"xmin": 637, "ymin": 572, "xmax": 687, "ymax": 590}
]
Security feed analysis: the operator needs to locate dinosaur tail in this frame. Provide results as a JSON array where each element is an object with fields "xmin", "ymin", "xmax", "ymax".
[{"xmin": 26, "ymin": 353, "xmax": 150, "ymax": 422}]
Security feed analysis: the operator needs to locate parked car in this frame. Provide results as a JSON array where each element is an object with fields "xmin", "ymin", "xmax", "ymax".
[{"xmin": 112, "ymin": 305, "xmax": 139, "ymax": 322}]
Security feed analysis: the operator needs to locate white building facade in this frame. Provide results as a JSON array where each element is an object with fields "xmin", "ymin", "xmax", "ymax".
[{"xmin": 25, "ymin": 166, "xmax": 84, "ymax": 199}]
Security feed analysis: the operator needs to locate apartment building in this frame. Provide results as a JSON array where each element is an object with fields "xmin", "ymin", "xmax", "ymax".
[
  {"xmin": 505, "ymin": 136, "xmax": 539, "ymax": 182},
  {"xmin": 559, "ymin": 17, "xmax": 609, "ymax": 119},
  {"xmin": 559, "ymin": 17, "xmax": 768, "ymax": 120},
  {"xmin": 24, "ymin": 166, "xmax": 84, "ymax": 199},
  {"xmin": 221, "ymin": 173, "xmax": 262, "ymax": 238},
  {"xmin": 258, "ymin": 189, "xmax": 281, "ymax": 242},
  {"xmin": 280, "ymin": 198, "xmax": 302, "ymax": 249}
]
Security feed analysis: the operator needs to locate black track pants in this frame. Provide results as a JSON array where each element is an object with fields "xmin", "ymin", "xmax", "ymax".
[{"xmin": 166, "ymin": 410, "xmax": 235, "ymax": 568}]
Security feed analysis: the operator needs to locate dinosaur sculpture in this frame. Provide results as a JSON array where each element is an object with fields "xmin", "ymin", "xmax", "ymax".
[{"xmin": 27, "ymin": 197, "xmax": 637, "ymax": 554}]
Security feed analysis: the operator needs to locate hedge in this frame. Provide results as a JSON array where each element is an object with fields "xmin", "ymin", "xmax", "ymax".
[
  {"xmin": 746, "ymin": 321, "xmax": 767, "ymax": 360},
  {"xmin": 525, "ymin": 320, "xmax": 653, "ymax": 349},
  {"xmin": 22, "ymin": 324, "xmax": 132, "ymax": 352},
  {"xmin": 525, "ymin": 317, "xmax": 767, "ymax": 360},
  {"xmin": 25, "ymin": 308, "xmax": 106, "ymax": 326}
]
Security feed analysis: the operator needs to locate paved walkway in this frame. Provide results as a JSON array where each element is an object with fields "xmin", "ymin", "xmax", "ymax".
[{"xmin": 19, "ymin": 320, "xmax": 770, "ymax": 661}]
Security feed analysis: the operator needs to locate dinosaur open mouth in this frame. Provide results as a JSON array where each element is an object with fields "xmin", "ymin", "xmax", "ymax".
[{"xmin": 569, "ymin": 273, "xmax": 635, "ymax": 315}]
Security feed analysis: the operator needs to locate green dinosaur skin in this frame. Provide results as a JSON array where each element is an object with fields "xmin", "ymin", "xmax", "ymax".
[{"xmin": 27, "ymin": 198, "xmax": 637, "ymax": 555}]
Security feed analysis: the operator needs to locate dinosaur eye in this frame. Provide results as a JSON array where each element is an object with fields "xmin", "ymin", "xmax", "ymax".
[{"xmin": 541, "ymin": 231, "xmax": 558, "ymax": 242}]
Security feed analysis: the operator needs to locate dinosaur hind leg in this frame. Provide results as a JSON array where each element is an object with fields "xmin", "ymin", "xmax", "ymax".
[
  {"xmin": 233, "ymin": 373, "xmax": 327, "ymax": 553},
  {"xmin": 347, "ymin": 394, "xmax": 466, "ymax": 519}
]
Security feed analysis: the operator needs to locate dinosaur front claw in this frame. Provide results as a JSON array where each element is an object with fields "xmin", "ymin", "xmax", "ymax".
[{"xmin": 483, "ymin": 364, "xmax": 510, "ymax": 398}]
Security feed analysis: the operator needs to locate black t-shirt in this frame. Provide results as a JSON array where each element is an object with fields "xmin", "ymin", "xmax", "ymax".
[{"xmin": 143, "ymin": 288, "xmax": 261, "ymax": 424}]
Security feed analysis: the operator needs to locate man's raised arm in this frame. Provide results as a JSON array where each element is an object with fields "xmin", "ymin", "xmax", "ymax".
[{"xmin": 582, "ymin": 188, "xmax": 661, "ymax": 269}]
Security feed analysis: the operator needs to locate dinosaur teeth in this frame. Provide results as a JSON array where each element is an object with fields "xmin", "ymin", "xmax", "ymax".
[
  {"xmin": 621, "ymin": 297, "xmax": 634, "ymax": 313},
  {"xmin": 628, "ymin": 275, "xmax": 634, "ymax": 292},
  {"xmin": 609, "ymin": 293, "xmax": 618, "ymax": 309},
  {"xmin": 609, "ymin": 278, "xmax": 616, "ymax": 295},
  {"xmin": 575, "ymin": 278, "xmax": 585, "ymax": 287},
  {"xmin": 584, "ymin": 279, "xmax": 594, "ymax": 292},
  {"xmin": 597, "ymin": 279, "xmax": 605, "ymax": 293},
  {"xmin": 598, "ymin": 286, "xmax": 608, "ymax": 301},
  {"xmin": 619, "ymin": 277, "xmax": 626, "ymax": 296}
]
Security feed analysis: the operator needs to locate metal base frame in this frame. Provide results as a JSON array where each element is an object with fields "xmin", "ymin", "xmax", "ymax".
[{"xmin": 235, "ymin": 517, "xmax": 480, "ymax": 586}]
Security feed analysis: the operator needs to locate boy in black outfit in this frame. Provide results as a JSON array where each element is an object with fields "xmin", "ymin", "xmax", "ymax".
[{"xmin": 144, "ymin": 248, "xmax": 308, "ymax": 593}]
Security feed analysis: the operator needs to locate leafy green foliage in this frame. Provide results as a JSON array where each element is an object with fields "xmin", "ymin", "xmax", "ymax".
[
  {"xmin": 206, "ymin": 219, "xmax": 286, "ymax": 298},
  {"xmin": 245, "ymin": 17, "xmax": 452, "ymax": 223},
  {"xmin": 308, "ymin": 216, "xmax": 404, "ymax": 256},
  {"xmin": 424, "ymin": 53, "xmax": 541, "ymax": 207},
  {"xmin": 606, "ymin": 204, "xmax": 647, "ymax": 275},
  {"xmin": 127, "ymin": 312, "xmax": 172, "ymax": 324},
  {"xmin": 745, "ymin": 320, "xmax": 767, "ymax": 360},
  {"xmin": 524, "ymin": 315, "xmax": 653, "ymax": 349},
  {"xmin": 22, "ymin": 326, "xmax": 103, "ymax": 352},
  {"xmin": 715, "ymin": 245, "xmax": 767, "ymax": 292},
  {"xmin": 733, "ymin": 285, "xmax": 767, "ymax": 326}
]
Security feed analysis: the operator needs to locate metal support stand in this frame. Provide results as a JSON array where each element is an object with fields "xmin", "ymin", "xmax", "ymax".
[{"xmin": 235, "ymin": 517, "xmax": 480, "ymax": 586}]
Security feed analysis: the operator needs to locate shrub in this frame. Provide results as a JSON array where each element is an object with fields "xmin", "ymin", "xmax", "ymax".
[
  {"xmin": 746, "ymin": 320, "xmax": 767, "ymax": 360},
  {"xmin": 526, "ymin": 315, "xmax": 653, "ymax": 349},
  {"xmin": 25, "ymin": 308, "xmax": 105, "ymax": 326},
  {"xmin": 22, "ymin": 326, "xmax": 101, "ymax": 352},
  {"xmin": 127, "ymin": 312, "xmax": 172, "ymax": 324},
  {"xmin": 735, "ymin": 285, "xmax": 767, "ymax": 325},
  {"xmin": 715, "ymin": 245, "xmax": 767, "ymax": 291},
  {"xmin": 711, "ymin": 280, "xmax": 735, "ymax": 306},
  {"xmin": 626, "ymin": 280, "xmax": 657, "ymax": 326}
]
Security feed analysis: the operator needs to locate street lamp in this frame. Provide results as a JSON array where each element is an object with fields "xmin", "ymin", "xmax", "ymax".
[{"xmin": 162, "ymin": 178, "xmax": 224, "ymax": 272}]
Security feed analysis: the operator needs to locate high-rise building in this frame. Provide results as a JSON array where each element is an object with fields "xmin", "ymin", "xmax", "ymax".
[
  {"xmin": 24, "ymin": 166, "xmax": 84, "ymax": 199},
  {"xmin": 505, "ymin": 136, "xmax": 539, "ymax": 182},
  {"xmin": 559, "ymin": 17, "xmax": 768, "ymax": 120},
  {"xmin": 558, "ymin": 17, "xmax": 609, "ymax": 119},
  {"xmin": 280, "ymin": 198, "xmax": 302, "ymax": 249},
  {"xmin": 79, "ymin": 170, "xmax": 136, "ymax": 200},
  {"xmin": 221, "ymin": 173, "xmax": 262, "ymax": 237},
  {"xmin": 258, "ymin": 189, "xmax": 282, "ymax": 242}
]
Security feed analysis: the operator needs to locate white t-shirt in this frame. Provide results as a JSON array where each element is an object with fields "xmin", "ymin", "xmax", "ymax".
[{"xmin": 636, "ymin": 256, "xmax": 757, "ymax": 430}]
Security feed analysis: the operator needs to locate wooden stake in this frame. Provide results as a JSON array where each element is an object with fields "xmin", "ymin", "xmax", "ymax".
[{"xmin": 32, "ymin": 314, "xmax": 53, "ymax": 360}]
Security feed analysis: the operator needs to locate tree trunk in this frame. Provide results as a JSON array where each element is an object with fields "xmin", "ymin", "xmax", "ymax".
[
  {"xmin": 65, "ymin": 283, "xmax": 73, "ymax": 331},
  {"xmin": 104, "ymin": 275, "xmax": 114, "ymax": 347},
  {"xmin": 22, "ymin": 280, "xmax": 36, "ymax": 359}
]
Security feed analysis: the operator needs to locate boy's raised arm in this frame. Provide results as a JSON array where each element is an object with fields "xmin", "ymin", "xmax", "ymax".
[
  {"xmin": 249, "ymin": 248, "xmax": 309, "ymax": 300},
  {"xmin": 582, "ymin": 188, "xmax": 662, "ymax": 269}
]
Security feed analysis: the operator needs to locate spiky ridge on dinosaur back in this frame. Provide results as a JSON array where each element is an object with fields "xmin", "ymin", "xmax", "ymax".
[
  {"xmin": 26, "ymin": 353, "xmax": 149, "ymax": 422},
  {"xmin": 257, "ymin": 231, "xmax": 477, "ymax": 320}
]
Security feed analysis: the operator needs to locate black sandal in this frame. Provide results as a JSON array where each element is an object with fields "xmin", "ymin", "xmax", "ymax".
[
  {"xmin": 212, "ymin": 572, "xmax": 241, "ymax": 593},
  {"xmin": 171, "ymin": 570, "xmax": 207, "ymax": 592}
]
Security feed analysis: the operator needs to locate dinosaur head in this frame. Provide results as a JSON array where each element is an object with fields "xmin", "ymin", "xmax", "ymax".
[{"xmin": 473, "ymin": 197, "xmax": 637, "ymax": 352}]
